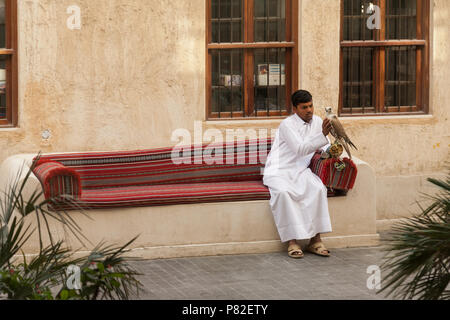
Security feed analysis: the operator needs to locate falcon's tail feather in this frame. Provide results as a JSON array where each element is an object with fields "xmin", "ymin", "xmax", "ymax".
[
  {"xmin": 346, "ymin": 138, "xmax": 358, "ymax": 150},
  {"xmin": 341, "ymin": 139, "xmax": 352, "ymax": 159}
]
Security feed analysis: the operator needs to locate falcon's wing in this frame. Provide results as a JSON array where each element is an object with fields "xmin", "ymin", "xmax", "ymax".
[
  {"xmin": 330, "ymin": 116, "xmax": 358, "ymax": 150},
  {"xmin": 330, "ymin": 117, "xmax": 348, "ymax": 138}
]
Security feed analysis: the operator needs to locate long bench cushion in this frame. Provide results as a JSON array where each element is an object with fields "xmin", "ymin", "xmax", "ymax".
[
  {"xmin": 34, "ymin": 139, "xmax": 272, "ymax": 190},
  {"xmin": 50, "ymin": 181, "xmax": 271, "ymax": 210},
  {"xmin": 31, "ymin": 138, "xmax": 356, "ymax": 211}
]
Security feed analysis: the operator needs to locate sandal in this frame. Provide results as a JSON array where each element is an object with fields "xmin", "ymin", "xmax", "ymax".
[
  {"xmin": 306, "ymin": 242, "xmax": 331, "ymax": 257},
  {"xmin": 288, "ymin": 243, "xmax": 304, "ymax": 259}
]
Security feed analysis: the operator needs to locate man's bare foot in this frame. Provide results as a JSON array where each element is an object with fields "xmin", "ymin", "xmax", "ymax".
[
  {"xmin": 307, "ymin": 234, "xmax": 330, "ymax": 256},
  {"xmin": 309, "ymin": 234, "xmax": 322, "ymax": 246},
  {"xmin": 287, "ymin": 240, "xmax": 304, "ymax": 258}
]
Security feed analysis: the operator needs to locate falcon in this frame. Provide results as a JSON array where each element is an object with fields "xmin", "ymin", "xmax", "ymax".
[{"xmin": 324, "ymin": 107, "xmax": 358, "ymax": 159}]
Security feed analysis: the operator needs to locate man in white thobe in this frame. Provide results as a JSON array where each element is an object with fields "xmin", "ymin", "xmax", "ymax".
[{"xmin": 263, "ymin": 90, "xmax": 333, "ymax": 258}]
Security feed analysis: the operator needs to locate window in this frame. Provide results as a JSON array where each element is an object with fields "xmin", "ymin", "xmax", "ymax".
[
  {"xmin": 339, "ymin": 0, "xmax": 429, "ymax": 116},
  {"xmin": 0, "ymin": 0, "xmax": 17, "ymax": 127},
  {"xmin": 206, "ymin": 0, "xmax": 298, "ymax": 119}
]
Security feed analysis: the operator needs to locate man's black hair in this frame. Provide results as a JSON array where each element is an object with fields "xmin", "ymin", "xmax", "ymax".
[{"xmin": 291, "ymin": 90, "xmax": 312, "ymax": 107}]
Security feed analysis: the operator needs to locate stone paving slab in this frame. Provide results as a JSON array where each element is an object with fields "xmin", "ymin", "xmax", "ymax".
[{"xmin": 129, "ymin": 245, "xmax": 394, "ymax": 300}]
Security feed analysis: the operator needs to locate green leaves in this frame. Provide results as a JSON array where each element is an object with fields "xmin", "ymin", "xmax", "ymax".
[
  {"xmin": 59, "ymin": 289, "xmax": 69, "ymax": 300},
  {"xmin": 380, "ymin": 172, "xmax": 450, "ymax": 300},
  {"xmin": 0, "ymin": 266, "xmax": 54, "ymax": 300},
  {"xmin": 66, "ymin": 241, "xmax": 143, "ymax": 300},
  {"xmin": 0, "ymin": 154, "xmax": 143, "ymax": 300}
]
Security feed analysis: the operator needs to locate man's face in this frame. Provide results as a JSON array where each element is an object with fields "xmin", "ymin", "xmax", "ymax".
[{"xmin": 293, "ymin": 101, "xmax": 314, "ymax": 123}]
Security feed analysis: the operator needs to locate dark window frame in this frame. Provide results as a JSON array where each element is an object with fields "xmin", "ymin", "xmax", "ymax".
[
  {"xmin": 339, "ymin": 0, "xmax": 430, "ymax": 117},
  {"xmin": 206, "ymin": 0, "xmax": 299, "ymax": 120},
  {"xmin": 0, "ymin": 0, "xmax": 17, "ymax": 127}
]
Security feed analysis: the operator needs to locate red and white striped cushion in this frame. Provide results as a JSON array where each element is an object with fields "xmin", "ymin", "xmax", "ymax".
[
  {"xmin": 35, "ymin": 139, "xmax": 272, "ymax": 190},
  {"xmin": 51, "ymin": 181, "xmax": 270, "ymax": 210},
  {"xmin": 309, "ymin": 152, "xmax": 358, "ymax": 191},
  {"xmin": 32, "ymin": 138, "xmax": 354, "ymax": 211},
  {"xmin": 33, "ymin": 161, "xmax": 81, "ymax": 200}
]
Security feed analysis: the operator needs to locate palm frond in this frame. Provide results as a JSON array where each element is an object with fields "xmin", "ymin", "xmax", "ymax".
[
  {"xmin": 0, "ymin": 216, "xmax": 34, "ymax": 268},
  {"xmin": 380, "ymin": 172, "xmax": 450, "ymax": 300},
  {"xmin": 1, "ymin": 153, "xmax": 143, "ymax": 300}
]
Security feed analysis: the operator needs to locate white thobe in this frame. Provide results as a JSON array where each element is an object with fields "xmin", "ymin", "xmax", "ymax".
[{"xmin": 263, "ymin": 114, "xmax": 332, "ymax": 242}]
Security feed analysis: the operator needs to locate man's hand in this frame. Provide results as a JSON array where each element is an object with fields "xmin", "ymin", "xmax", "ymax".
[{"xmin": 322, "ymin": 118, "xmax": 332, "ymax": 136}]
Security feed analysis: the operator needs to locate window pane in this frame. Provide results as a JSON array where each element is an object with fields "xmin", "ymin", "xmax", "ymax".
[
  {"xmin": 255, "ymin": 0, "xmax": 266, "ymax": 17},
  {"xmin": 385, "ymin": 46, "xmax": 416, "ymax": 107},
  {"xmin": 386, "ymin": 0, "xmax": 417, "ymax": 40},
  {"xmin": 254, "ymin": 48, "xmax": 286, "ymax": 113},
  {"xmin": 0, "ymin": 0, "xmax": 5, "ymax": 48},
  {"xmin": 212, "ymin": 0, "xmax": 219, "ymax": 19},
  {"xmin": 211, "ymin": 49, "xmax": 243, "ymax": 115},
  {"xmin": 0, "ymin": 56, "xmax": 6, "ymax": 119},
  {"xmin": 212, "ymin": 21, "xmax": 219, "ymax": 42},
  {"xmin": 254, "ymin": 0, "xmax": 286, "ymax": 42},
  {"xmin": 211, "ymin": 0, "xmax": 242, "ymax": 43},
  {"xmin": 220, "ymin": 0, "xmax": 231, "ymax": 18},
  {"xmin": 232, "ymin": 0, "xmax": 241, "ymax": 18},
  {"xmin": 342, "ymin": 47, "xmax": 375, "ymax": 113},
  {"xmin": 220, "ymin": 21, "xmax": 231, "ymax": 42},
  {"xmin": 343, "ymin": 0, "xmax": 374, "ymax": 41}
]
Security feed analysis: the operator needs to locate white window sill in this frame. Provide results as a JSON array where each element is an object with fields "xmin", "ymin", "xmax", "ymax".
[
  {"xmin": 340, "ymin": 114, "xmax": 433, "ymax": 121},
  {"xmin": 0, "ymin": 127, "xmax": 20, "ymax": 132},
  {"xmin": 205, "ymin": 119, "xmax": 284, "ymax": 126}
]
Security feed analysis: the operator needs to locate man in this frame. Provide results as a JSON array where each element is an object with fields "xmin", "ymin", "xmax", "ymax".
[{"xmin": 263, "ymin": 90, "xmax": 333, "ymax": 258}]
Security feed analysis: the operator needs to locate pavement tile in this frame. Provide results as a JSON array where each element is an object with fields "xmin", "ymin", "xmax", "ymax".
[{"xmin": 130, "ymin": 246, "xmax": 399, "ymax": 300}]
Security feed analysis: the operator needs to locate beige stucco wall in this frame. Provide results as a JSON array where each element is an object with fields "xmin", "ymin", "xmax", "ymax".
[
  {"xmin": 4, "ymin": 0, "xmax": 207, "ymax": 156},
  {"xmin": 0, "ymin": 0, "xmax": 448, "ymax": 222}
]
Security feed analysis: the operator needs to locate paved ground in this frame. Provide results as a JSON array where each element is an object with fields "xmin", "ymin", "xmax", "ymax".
[{"xmin": 129, "ymin": 239, "xmax": 394, "ymax": 300}]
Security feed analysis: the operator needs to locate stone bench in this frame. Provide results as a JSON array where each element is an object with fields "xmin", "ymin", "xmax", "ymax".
[{"xmin": 0, "ymin": 139, "xmax": 378, "ymax": 259}]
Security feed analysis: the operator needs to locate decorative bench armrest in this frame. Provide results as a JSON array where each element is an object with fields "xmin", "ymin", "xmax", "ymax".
[
  {"xmin": 309, "ymin": 152, "xmax": 358, "ymax": 192},
  {"xmin": 33, "ymin": 161, "xmax": 82, "ymax": 200}
]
